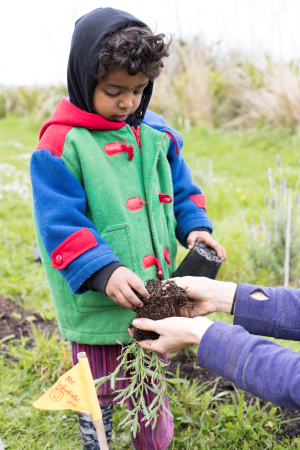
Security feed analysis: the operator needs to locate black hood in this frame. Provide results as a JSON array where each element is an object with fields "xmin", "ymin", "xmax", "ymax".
[{"xmin": 67, "ymin": 7, "xmax": 153, "ymax": 126}]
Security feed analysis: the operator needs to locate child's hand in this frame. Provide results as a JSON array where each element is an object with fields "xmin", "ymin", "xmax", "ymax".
[
  {"xmin": 106, "ymin": 267, "xmax": 149, "ymax": 309},
  {"xmin": 186, "ymin": 230, "xmax": 226, "ymax": 261}
]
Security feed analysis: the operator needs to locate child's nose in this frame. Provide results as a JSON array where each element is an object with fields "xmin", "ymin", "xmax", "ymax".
[{"xmin": 119, "ymin": 94, "xmax": 133, "ymax": 109}]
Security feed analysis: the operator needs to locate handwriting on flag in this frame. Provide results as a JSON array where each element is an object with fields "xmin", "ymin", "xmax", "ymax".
[{"xmin": 33, "ymin": 356, "xmax": 102, "ymax": 421}]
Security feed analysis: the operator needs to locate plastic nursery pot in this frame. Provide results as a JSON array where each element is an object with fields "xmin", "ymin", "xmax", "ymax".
[{"xmin": 173, "ymin": 241, "xmax": 222, "ymax": 279}]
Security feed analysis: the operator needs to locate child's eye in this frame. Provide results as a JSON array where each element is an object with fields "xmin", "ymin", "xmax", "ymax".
[
  {"xmin": 134, "ymin": 91, "xmax": 143, "ymax": 96},
  {"xmin": 104, "ymin": 91, "xmax": 120, "ymax": 98}
]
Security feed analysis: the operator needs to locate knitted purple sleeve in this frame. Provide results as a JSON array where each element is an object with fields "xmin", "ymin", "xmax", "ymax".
[
  {"xmin": 197, "ymin": 321, "xmax": 300, "ymax": 409},
  {"xmin": 196, "ymin": 284, "xmax": 300, "ymax": 409},
  {"xmin": 234, "ymin": 283, "xmax": 300, "ymax": 340}
]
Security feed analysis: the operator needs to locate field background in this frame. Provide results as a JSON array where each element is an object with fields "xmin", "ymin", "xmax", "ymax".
[
  {"xmin": 1, "ymin": 110, "xmax": 300, "ymax": 448},
  {"xmin": 2, "ymin": 3, "xmax": 300, "ymax": 443}
]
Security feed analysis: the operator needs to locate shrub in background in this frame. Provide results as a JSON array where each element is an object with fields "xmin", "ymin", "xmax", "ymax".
[
  {"xmin": 149, "ymin": 38, "xmax": 212, "ymax": 128},
  {"xmin": 0, "ymin": 85, "xmax": 67, "ymax": 120},
  {"xmin": 150, "ymin": 38, "xmax": 300, "ymax": 132},
  {"xmin": 240, "ymin": 155, "xmax": 300, "ymax": 285},
  {"xmin": 1, "ymin": 38, "xmax": 300, "ymax": 132}
]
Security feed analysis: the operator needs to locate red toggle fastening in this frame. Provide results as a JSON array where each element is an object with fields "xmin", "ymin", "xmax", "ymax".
[
  {"xmin": 121, "ymin": 141, "xmax": 134, "ymax": 161},
  {"xmin": 126, "ymin": 196, "xmax": 147, "ymax": 211},
  {"xmin": 131, "ymin": 125, "xmax": 141, "ymax": 151},
  {"xmin": 158, "ymin": 192, "xmax": 173, "ymax": 203},
  {"xmin": 163, "ymin": 248, "xmax": 171, "ymax": 265},
  {"xmin": 103, "ymin": 141, "xmax": 134, "ymax": 161},
  {"xmin": 154, "ymin": 257, "xmax": 163, "ymax": 278},
  {"xmin": 142, "ymin": 254, "xmax": 163, "ymax": 279}
]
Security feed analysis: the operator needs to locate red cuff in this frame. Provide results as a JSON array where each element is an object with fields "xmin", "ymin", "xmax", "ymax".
[
  {"xmin": 52, "ymin": 228, "xmax": 98, "ymax": 269},
  {"xmin": 189, "ymin": 194, "xmax": 206, "ymax": 212}
]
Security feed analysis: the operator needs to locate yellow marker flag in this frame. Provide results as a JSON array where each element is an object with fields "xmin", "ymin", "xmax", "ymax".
[{"xmin": 33, "ymin": 352, "xmax": 102, "ymax": 421}]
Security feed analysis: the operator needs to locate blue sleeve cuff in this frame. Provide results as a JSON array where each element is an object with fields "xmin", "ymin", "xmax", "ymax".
[
  {"xmin": 176, "ymin": 216, "xmax": 214, "ymax": 248},
  {"xmin": 60, "ymin": 243, "xmax": 120, "ymax": 294}
]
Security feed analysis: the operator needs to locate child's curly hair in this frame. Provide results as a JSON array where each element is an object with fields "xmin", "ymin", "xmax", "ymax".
[{"xmin": 96, "ymin": 25, "xmax": 171, "ymax": 82}]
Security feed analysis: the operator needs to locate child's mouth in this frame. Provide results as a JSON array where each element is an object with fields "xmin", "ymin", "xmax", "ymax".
[{"xmin": 112, "ymin": 114, "xmax": 129, "ymax": 121}]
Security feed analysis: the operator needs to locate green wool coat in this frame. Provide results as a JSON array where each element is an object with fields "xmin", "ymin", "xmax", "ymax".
[{"xmin": 34, "ymin": 123, "xmax": 177, "ymax": 345}]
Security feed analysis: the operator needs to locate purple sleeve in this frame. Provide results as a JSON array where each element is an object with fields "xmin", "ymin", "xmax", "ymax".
[
  {"xmin": 234, "ymin": 283, "xmax": 300, "ymax": 340},
  {"xmin": 197, "ymin": 321, "xmax": 300, "ymax": 409}
]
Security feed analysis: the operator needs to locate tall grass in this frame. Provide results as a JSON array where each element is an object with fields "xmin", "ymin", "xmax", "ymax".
[
  {"xmin": 1, "ymin": 39, "xmax": 300, "ymax": 132},
  {"xmin": 151, "ymin": 39, "xmax": 300, "ymax": 131}
]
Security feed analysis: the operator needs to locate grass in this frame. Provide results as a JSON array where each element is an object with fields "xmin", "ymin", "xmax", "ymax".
[
  {"xmin": 1, "ymin": 114, "xmax": 300, "ymax": 448},
  {"xmin": 0, "ymin": 115, "xmax": 53, "ymax": 320}
]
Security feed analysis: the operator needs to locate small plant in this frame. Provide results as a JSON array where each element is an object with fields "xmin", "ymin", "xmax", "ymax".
[
  {"xmin": 94, "ymin": 281, "xmax": 189, "ymax": 437},
  {"xmin": 94, "ymin": 341, "xmax": 188, "ymax": 438},
  {"xmin": 241, "ymin": 155, "xmax": 300, "ymax": 285}
]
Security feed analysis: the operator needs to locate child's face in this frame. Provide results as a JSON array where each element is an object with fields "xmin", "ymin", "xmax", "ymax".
[{"xmin": 93, "ymin": 68, "xmax": 149, "ymax": 121}]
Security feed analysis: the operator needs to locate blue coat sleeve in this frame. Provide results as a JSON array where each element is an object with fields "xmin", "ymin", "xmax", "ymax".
[
  {"xmin": 234, "ymin": 283, "xmax": 300, "ymax": 341},
  {"xmin": 197, "ymin": 321, "xmax": 300, "ymax": 410},
  {"xmin": 30, "ymin": 149, "xmax": 120, "ymax": 295},
  {"xmin": 167, "ymin": 139, "xmax": 213, "ymax": 247}
]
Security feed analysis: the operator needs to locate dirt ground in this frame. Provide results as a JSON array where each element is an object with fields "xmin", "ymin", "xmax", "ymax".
[
  {"xmin": 0, "ymin": 294, "xmax": 57, "ymax": 346},
  {"xmin": 1, "ymin": 294, "xmax": 299, "ymax": 441}
]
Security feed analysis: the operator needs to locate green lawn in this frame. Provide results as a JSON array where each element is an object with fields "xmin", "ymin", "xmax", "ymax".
[{"xmin": 1, "ymin": 115, "xmax": 300, "ymax": 449}]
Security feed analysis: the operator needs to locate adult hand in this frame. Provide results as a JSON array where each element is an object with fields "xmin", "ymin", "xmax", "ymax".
[
  {"xmin": 106, "ymin": 267, "xmax": 149, "ymax": 309},
  {"xmin": 186, "ymin": 230, "xmax": 226, "ymax": 261},
  {"xmin": 129, "ymin": 316, "xmax": 214, "ymax": 354},
  {"xmin": 170, "ymin": 276, "xmax": 237, "ymax": 317}
]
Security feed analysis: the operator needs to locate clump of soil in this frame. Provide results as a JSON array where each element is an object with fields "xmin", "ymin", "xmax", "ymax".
[
  {"xmin": 132, "ymin": 279, "xmax": 188, "ymax": 341},
  {"xmin": 0, "ymin": 295, "xmax": 57, "ymax": 347}
]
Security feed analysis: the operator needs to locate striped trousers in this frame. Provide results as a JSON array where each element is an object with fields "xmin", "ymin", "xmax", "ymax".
[{"xmin": 72, "ymin": 342, "xmax": 174, "ymax": 450}]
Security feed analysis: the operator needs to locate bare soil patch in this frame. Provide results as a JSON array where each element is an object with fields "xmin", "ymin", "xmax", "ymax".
[{"xmin": 0, "ymin": 294, "xmax": 58, "ymax": 345}]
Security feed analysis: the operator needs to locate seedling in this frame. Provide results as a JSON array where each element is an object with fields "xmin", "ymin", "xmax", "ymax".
[
  {"xmin": 94, "ymin": 280, "xmax": 189, "ymax": 437},
  {"xmin": 94, "ymin": 341, "xmax": 188, "ymax": 437}
]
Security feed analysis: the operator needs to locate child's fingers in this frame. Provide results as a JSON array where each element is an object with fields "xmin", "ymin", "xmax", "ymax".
[
  {"xmin": 203, "ymin": 237, "xmax": 226, "ymax": 261},
  {"xmin": 129, "ymin": 275, "xmax": 149, "ymax": 299},
  {"xmin": 122, "ymin": 286, "xmax": 144, "ymax": 307},
  {"xmin": 212, "ymin": 242, "xmax": 226, "ymax": 260},
  {"xmin": 186, "ymin": 235, "xmax": 196, "ymax": 250},
  {"xmin": 113, "ymin": 291, "xmax": 133, "ymax": 309},
  {"xmin": 219, "ymin": 245, "xmax": 226, "ymax": 261}
]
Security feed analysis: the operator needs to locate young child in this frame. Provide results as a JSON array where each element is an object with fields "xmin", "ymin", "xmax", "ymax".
[{"xmin": 31, "ymin": 7, "xmax": 226, "ymax": 450}]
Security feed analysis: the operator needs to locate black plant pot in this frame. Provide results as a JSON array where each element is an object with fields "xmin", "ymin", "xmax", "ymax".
[{"xmin": 173, "ymin": 242, "xmax": 222, "ymax": 279}]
